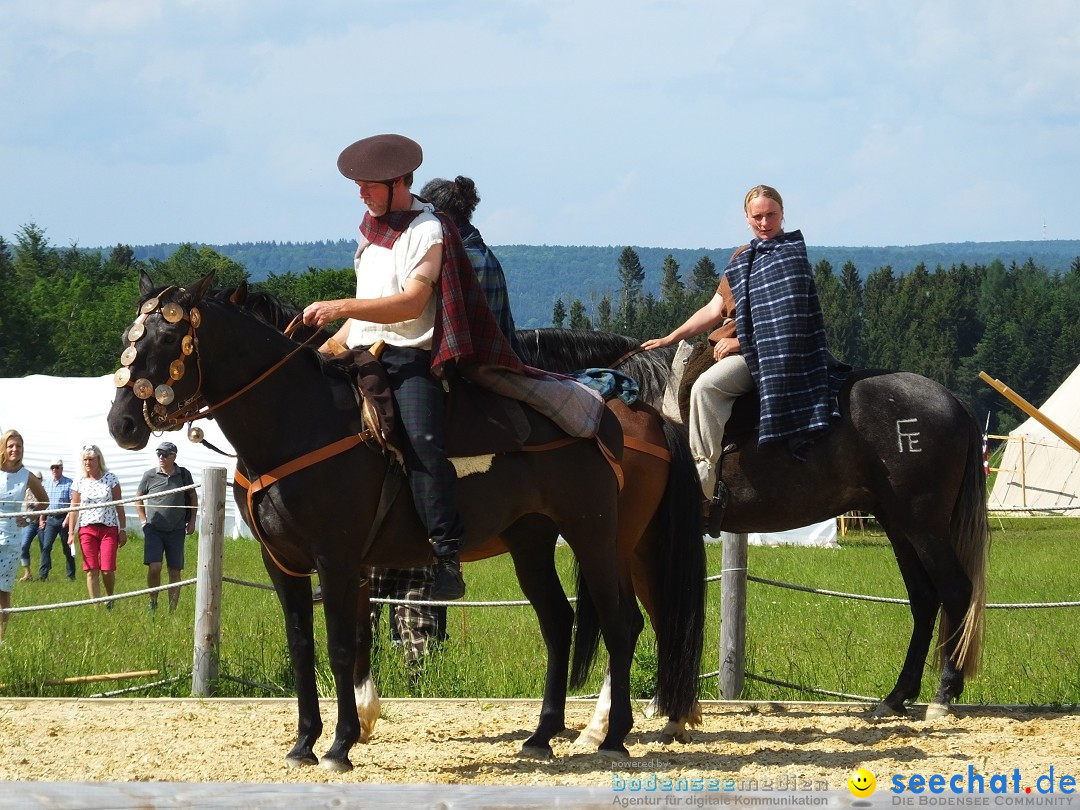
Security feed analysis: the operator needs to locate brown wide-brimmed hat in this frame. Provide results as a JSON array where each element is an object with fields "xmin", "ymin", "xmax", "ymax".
[{"xmin": 337, "ymin": 134, "xmax": 423, "ymax": 182}]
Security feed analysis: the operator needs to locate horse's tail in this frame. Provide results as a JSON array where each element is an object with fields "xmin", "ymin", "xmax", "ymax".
[
  {"xmin": 650, "ymin": 417, "xmax": 707, "ymax": 721},
  {"xmin": 570, "ymin": 563, "xmax": 601, "ymax": 690},
  {"xmin": 568, "ymin": 416, "xmax": 707, "ymax": 715},
  {"xmin": 939, "ymin": 411, "xmax": 991, "ymax": 677}
]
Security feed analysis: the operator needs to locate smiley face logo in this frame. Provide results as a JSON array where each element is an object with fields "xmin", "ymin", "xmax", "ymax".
[{"xmin": 848, "ymin": 768, "xmax": 876, "ymax": 797}]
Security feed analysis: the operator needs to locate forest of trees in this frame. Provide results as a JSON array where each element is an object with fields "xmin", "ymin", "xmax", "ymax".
[{"xmin": 3, "ymin": 223, "xmax": 1079, "ymax": 435}]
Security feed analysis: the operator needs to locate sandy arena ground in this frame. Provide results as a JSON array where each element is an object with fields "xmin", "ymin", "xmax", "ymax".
[{"xmin": 1, "ymin": 698, "xmax": 1077, "ymax": 790}]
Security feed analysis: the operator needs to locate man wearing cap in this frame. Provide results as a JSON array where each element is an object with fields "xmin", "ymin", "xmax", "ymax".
[
  {"xmin": 301, "ymin": 134, "xmax": 524, "ymax": 601},
  {"xmin": 38, "ymin": 459, "xmax": 75, "ymax": 581},
  {"xmin": 135, "ymin": 442, "xmax": 197, "ymax": 611}
]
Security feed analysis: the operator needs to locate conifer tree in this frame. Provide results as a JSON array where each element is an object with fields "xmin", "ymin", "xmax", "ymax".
[{"xmin": 551, "ymin": 298, "xmax": 567, "ymax": 328}]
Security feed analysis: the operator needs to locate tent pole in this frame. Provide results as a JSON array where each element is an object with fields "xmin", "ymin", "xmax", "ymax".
[{"xmin": 979, "ymin": 371, "xmax": 1080, "ymax": 455}]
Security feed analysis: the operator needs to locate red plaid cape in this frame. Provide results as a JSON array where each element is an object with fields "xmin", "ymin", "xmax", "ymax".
[{"xmin": 359, "ymin": 207, "xmax": 523, "ymax": 377}]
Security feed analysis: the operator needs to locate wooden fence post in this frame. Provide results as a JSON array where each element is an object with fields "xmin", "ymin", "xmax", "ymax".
[
  {"xmin": 191, "ymin": 467, "xmax": 226, "ymax": 697},
  {"xmin": 719, "ymin": 531, "xmax": 748, "ymax": 699}
]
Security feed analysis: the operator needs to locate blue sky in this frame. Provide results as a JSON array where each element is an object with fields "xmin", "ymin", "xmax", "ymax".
[{"xmin": 2, "ymin": 0, "xmax": 1077, "ymax": 251}]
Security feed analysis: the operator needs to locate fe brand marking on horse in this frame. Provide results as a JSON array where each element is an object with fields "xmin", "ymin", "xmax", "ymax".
[{"xmin": 896, "ymin": 418, "xmax": 922, "ymax": 452}]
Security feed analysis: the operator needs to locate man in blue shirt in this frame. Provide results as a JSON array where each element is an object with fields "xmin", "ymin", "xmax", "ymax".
[{"xmin": 39, "ymin": 459, "xmax": 75, "ymax": 581}]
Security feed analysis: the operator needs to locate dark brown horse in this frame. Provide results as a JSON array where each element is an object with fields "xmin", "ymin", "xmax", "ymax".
[
  {"xmin": 219, "ymin": 286, "xmax": 707, "ymax": 746},
  {"xmin": 518, "ymin": 328, "xmax": 990, "ymax": 720},
  {"xmin": 107, "ymin": 275, "xmax": 703, "ymax": 770}
]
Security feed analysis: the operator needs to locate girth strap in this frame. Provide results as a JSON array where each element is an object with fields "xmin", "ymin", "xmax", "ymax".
[
  {"xmin": 233, "ymin": 430, "xmax": 374, "ymax": 577},
  {"xmin": 521, "ymin": 435, "xmax": 625, "ymax": 492},
  {"xmin": 623, "ymin": 434, "xmax": 672, "ymax": 463}
]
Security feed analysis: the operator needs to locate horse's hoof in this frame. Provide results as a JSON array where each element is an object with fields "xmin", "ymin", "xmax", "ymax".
[
  {"xmin": 319, "ymin": 756, "xmax": 353, "ymax": 773},
  {"xmin": 870, "ymin": 702, "xmax": 905, "ymax": 720},
  {"xmin": 573, "ymin": 728, "xmax": 605, "ymax": 749},
  {"xmin": 660, "ymin": 729, "xmax": 693, "ymax": 745},
  {"xmin": 358, "ymin": 722, "xmax": 377, "ymax": 744},
  {"xmin": 520, "ymin": 744, "xmax": 553, "ymax": 760},
  {"xmin": 285, "ymin": 753, "xmax": 318, "ymax": 769},
  {"xmin": 596, "ymin": 745, "xmax": 629, "ymax": 759},
  {"xmin": 642, "ymin": 697, "xmax": 660, "ymax": 720},
  {"xmin": 925, "ymin": 702, "xmax": 951, "ymax": 721}
]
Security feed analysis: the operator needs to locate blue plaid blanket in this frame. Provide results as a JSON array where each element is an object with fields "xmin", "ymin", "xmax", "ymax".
[{"xmin": 725, "ymin": 230, "xmax": 846, "ymax": 452}]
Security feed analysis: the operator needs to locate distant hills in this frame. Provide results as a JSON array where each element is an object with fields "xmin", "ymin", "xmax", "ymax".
[{"xmin": 122, "ymin": 239, "xmax": 1080, "ymax": 330}]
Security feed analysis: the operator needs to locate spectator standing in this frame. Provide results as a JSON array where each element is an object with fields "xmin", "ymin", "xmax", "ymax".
[
  {"xmin": 67, "ymin": 444, "xmax": 127, "ymax": 607},
  {"xmin": 37, "ymin": 460, "xmax": 75, "ymax": 581},
  {"xmin": 368, "ymin": 566, "xmax": 449, "ymax": 691},
  {"xmin": 17, "ymin": 471, "xmax": 44, "ymax": 582},
  {"xmin": 1, "ymin": 429, "xmax": 48, "ymax": 642},
  {"xmin": 134, "ymin": 441, "xmax": 197, "ymax": 612}
]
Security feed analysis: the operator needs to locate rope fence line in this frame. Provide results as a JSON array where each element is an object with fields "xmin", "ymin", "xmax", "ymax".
[
  {"xmin": 704, "ymin": 571, "xmax": 1080, "ymax": 609},
  {"xmin": 2, "ymin": 580, "xmax": 197, "ymax": 614},
  {"xmin": 6, "ymin": 475, "xmax": 1079, "ymax": 703},
  {"xmin": 3, "ymin": 482, "xmax": 201, "ymax": 521}
]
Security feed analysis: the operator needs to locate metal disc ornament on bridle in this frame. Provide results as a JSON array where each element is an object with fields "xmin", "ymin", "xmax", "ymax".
[
  {"xmin": 161, "ymin": 302, "xmax": 185, "ymax": 323},
  {"xmin": 132, "ymin": 378, "xmax": 154, "ymax": 399},
  {"xmin": 155, "ymin": 384, "xmax": 175, "ymax": 405}
]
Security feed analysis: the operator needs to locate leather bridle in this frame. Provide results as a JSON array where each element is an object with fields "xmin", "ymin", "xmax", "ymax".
[{"xmin": 113, "ymin": 287, "xmax": 320, "ymax": 435}]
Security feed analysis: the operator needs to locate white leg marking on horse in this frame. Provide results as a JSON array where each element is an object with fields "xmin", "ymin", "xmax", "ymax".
[
  {"xmin": 643, "ymin": 695, "xmax": 660, "ymax": 720},
  {"xmin": 355, "ymin": 675, "xmax": 380, "ymax": 743},
  {"xmin": 574, "ymin": 671, "xmax": 611, "ymax": 749}
]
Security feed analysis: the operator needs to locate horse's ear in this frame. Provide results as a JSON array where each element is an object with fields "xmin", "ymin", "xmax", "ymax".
[
  {"xmin": 228, "ymin": 280, "xmax": 248, "ymax": 306},
  {"xmin": 139, "ymin": 270, "xmax": 156, "ymax": 298},
  {"xmin": 188, "ymin": 271, "xmax": 216, "ymax": 302}
]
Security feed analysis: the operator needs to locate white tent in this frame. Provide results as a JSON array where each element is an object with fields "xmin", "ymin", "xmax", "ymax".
[
  {"xmin": 988, "ymin": 365, "xmax": 1080, "ymax": 513},
  {"xmin": 1, "ymin": 375, "xmax": 250, "ymax": 537},
  {"xmin": 747, "ymin": 519, "xmax": 838, "ymax": 548}
]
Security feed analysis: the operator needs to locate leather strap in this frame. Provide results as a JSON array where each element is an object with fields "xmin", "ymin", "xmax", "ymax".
[
  {"xmin": 233, "ymin": 431, "xmax": 374, "ymax": 577},
  {"xmin": 623, "ymin": 434, "xmax": 672, "ymax": 463}
]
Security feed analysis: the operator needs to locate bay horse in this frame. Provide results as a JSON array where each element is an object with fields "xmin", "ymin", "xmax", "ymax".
[
  {"xmin": 517, "ymin": 328, "xmax": 990, "ymax": 721},
  {"xmin": 107, "ymin": 274, "xmax": 702, "ymax": 770},
  {"xmin": 219, "ymin": 286, "xmax": 707, "ymax": 747}
]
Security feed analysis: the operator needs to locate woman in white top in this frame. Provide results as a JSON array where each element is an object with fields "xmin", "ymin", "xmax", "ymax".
[
  {"xmin": 66, "ymin": 444, "xmax": 127, "ymax": 605},
  {"xmin": 1, "ymin": 429, "xmax": 49, "ymax": 641}
]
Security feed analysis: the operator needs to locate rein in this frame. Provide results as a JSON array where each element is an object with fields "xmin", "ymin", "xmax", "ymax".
[
  {"xmin": 610, "ymin": 344, "xmax": 648, "ymax": 369},
  {"xmin": 116, "ymin": 292, "xmax": 379, "ymax": 575}
]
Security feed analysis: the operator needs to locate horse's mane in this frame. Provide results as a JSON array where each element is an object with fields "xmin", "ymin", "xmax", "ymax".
[
  {"xmin": 213, "ymin": 286, "xmax": 333, "ymax": 345},
  {"xmin": 516, "ymin": 328, "xmax": 677, "ymax": 406}
]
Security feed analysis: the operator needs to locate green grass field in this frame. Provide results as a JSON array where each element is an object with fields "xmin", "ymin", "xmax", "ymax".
[{"xmin": 2, "ymin": 517, "xmax": 1077, "ymax": 706}]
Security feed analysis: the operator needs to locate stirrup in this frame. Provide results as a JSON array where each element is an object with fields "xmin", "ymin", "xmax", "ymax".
[{"xmin": 706, "ymin": 479, "xmax": 729, "ymax": 537}]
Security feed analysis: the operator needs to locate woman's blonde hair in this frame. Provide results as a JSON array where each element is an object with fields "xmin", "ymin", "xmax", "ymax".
[
  {"xmin": 80, "ymin": 443, "xmax": 109, "ymax": 475},
  {"xmin": 1, "ymin": 429, "xmax": 25, "ymax": 472},
  {"xmin": 744, "ymin": 184, "xmax": 784, "ymax": 213}
]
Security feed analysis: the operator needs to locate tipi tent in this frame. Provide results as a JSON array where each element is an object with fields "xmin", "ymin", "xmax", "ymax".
[
  {"xmin": 987, "ymin": 365, "xmax": 1080, "ymax": 513},
  {"xmin": 1, "ymin": 375, "xmax": 250, "ymax": 537}
]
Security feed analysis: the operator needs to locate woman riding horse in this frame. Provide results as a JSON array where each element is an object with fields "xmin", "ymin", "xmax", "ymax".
[{"xmin": 644, "ymin": 185, "xmax": 848, "ymax": 533}]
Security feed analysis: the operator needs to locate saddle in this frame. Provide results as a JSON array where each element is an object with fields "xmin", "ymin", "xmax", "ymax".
[{"xmin": 327, "ymin": 346, "xmax": 531, "ymax": 460}]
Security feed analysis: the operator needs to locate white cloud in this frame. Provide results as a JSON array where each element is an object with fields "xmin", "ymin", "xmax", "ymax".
[{"xmin": 2, "ymin": 0, "xmax": 1078, "ymax": 248}]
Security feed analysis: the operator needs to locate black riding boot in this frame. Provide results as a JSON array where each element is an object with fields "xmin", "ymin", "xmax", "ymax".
[
  {"xmin": 705, "ymin": 479, "xmax": 729, "ymax": 538},
  {"xmin": 431, "ymin": 542, "xmax": 465, "ymax": 601}
]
